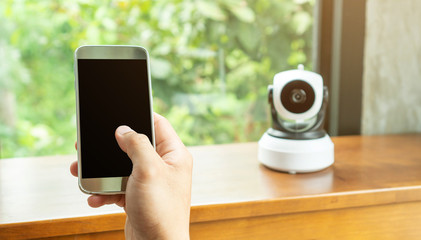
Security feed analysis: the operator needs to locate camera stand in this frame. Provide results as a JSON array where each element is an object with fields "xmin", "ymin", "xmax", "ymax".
[{"xmin": 258, "ymin": 132, "xmax": 334, "ymax": 174}]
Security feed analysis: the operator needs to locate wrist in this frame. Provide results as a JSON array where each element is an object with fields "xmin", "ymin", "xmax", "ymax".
[{"xmin": 132, "ymin": 229, "xmax": 189, "ymax": 240}]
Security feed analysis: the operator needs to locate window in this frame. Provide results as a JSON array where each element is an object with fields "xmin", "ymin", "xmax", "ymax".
[{"xmin": 0, "ymin": 0, "xmax": 315, "ymax": 158}]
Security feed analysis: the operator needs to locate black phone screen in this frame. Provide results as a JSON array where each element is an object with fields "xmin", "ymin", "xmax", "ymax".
[{"xmin": 77, "ymin": 59, "xmax": 153, "ymax": 178}]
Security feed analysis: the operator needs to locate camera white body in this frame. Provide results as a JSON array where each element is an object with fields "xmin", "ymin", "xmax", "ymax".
[{"xmin": 258, "ymin": 65, "xmax": 334, "ymax": 174}]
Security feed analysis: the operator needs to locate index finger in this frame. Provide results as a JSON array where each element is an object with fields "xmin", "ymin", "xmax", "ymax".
[
  {"xmin": 153, "ymin": 112, "xmax": 186, "ymax": 152},
  {"xmin": 70, "ymin": 161, "xmax": 78, "ymax": 177},
  {"xmin": 152, "ymin": 113, "xmax": 191, "ymax": 166}
]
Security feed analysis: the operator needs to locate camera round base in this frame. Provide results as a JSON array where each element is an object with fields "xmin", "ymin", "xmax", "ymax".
[{"xmin": 258, "ymin": 132, "xmax": 334, "ymax": 174}]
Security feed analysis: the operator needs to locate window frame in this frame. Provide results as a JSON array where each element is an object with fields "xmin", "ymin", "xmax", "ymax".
[{"xmin": 315, "ymin": 0, "xmax": 366, "ymax": 136}]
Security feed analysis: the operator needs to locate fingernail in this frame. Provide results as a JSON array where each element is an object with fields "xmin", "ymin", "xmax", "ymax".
[{"xmin": 117, "ymin": 125, "xmax": 133, "ymax": 135}]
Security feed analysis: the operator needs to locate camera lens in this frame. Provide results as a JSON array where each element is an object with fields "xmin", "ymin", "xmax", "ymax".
[
  {"xmin": 281, "ymin": 80, "xmax": 315, "ymax": 114},
  {"xmin": 291, "ymin": 89, "xmax": 306, "ymax": 103}
]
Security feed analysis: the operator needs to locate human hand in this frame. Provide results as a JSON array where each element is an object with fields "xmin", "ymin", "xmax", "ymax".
[{"xmin": 70, "ymin": 113, "xmax": 193, "ymax": 240}]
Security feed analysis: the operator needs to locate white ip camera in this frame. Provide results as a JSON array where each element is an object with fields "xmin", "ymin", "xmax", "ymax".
[{"xmin": 258, "ymin": 65, "xmax": 334, "ymax": 174}]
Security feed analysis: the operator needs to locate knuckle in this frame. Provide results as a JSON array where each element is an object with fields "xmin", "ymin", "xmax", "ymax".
[
  {"xmin": 126, "ymin": 133, "xmax": 150, "ymax": 148},
  {"xmin": 125, "ymin": 133, "xmax": 151, "ymax": 159}
]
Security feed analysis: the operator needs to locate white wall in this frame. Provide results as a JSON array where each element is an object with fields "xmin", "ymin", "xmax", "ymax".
[{"xmin": 362, "ymin": 0, "xmax": 421, "ymax": 134}]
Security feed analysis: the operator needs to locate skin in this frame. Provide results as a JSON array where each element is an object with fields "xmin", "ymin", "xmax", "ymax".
[{"xmin": 70, "ymin": 113, "xmax": 193, "ymax": 240}]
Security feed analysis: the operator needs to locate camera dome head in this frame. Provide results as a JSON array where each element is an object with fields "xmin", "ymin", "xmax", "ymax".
[
  {"xmin": 266, "ymin": 65, "xmax": 328, "ymax": 138},
  {"xmin": 272, "ymin": 66, "xmax": 324, "ymax": 122}
]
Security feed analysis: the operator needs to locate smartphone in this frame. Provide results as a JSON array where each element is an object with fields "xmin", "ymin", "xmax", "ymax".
[{"xmin": 74, "ymin": 45, "xmax": 155, "ymax": 194}]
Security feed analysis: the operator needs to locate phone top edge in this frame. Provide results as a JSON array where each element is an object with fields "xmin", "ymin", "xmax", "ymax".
[{"xmin": 75, "ymin": 45, "xmax": 149, "ymax": 59}]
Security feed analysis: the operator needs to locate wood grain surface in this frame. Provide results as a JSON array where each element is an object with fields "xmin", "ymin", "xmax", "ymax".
[{"xmin": 1, "ymin": 134, "xmax": 421, "ymax": 239}]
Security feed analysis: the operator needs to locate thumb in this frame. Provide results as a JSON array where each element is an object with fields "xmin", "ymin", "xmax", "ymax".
[{"xmin": 115, "ymin": 126, "xmax": 160, "ymax": 173}]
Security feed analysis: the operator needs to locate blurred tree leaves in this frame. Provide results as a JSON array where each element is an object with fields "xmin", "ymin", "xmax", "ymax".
[{"xmin": 0, "ymin": 0, "xmax": 314, "ymax": 158}]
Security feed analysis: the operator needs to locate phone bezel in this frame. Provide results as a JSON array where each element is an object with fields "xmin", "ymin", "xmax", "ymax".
[{"xmin": 74, "ymin": 45, "xmax": 155, "ymax": 194}]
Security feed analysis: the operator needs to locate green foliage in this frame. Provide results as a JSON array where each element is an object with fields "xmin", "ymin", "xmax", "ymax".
[{"xmin": 0, "ymin": 0, "xmax": 314, "ymax": 158}]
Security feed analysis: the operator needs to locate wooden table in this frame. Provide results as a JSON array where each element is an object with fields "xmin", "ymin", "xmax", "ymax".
[{"xmin": 1, "ymin": 134, "xmax": 421, "ymax": 239}]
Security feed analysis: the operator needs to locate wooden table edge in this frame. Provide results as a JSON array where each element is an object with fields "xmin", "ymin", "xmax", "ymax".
[
  {"xmin": 190, "ymin": 185, "xmax": 421, "ymax": 222},
  {"xmin": 0, "ymin": 213, "xmax": 126, "ymax": 240},
  {"xmin": 2, "ymin": 186, "xmax": 421, "ymax": 239}
]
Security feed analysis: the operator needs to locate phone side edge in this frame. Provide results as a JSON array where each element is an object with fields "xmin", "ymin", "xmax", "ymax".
[
  {"xmin": 142, "ymin": 46, "xmax": 156, "ymax": 149},
  {"xmin": 74, "ymin": 47, "xmax": 86, "ymax": 193}
]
